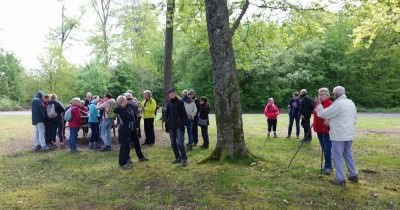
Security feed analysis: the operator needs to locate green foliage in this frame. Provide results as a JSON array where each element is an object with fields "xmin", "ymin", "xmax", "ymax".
[
  {"xmin": 0, "ymin": 97, "xmax": 21, "ymax": 111},
  {"xmin": 77, "ymin": 62, "xmax": 111, "ymax": 97},
  {"xmin": 0, "ymin": 49, "xmax": 23, "ymax": 101}
]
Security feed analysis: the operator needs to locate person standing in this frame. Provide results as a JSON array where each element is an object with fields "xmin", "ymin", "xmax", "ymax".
[
  {"xmin": 182, "ymin": 90, "xmax": 197, "ymax": 151},
  {"xmin": 47, "ymin": 94, "xmax": 65, "ymax": 148},
  {"xmin": 189, "ymin": 90, "xmax": 200, "ymax": 146},
  {"xmin": 31, "ymin": 91, "xmax": 49, "ymax": 151},
  {"xmin": 198, "ymin": 96, "xmax": 210, "ymax": 149},
  {"xmin": 299, "ymin": 89, "xmax": 315, "ymax": 142},
  {"xmin": 68, "ymin": 98, "xmax": 82, "ymax": 153},
  {"xmin": 141, "ymin": 90, "xmax": 157, "ymax": 146},
  {"xmin": 43, "ymin": 95, "xmax": 53, "ymax": 148},
  {"xmin": 96, "ymin": 93, "xmax": 116, "ymax": 151},
  {"xmin": 124, "ymin": 93, "xmax": 148, "ymax": 162},
  {"xmin": 313, "ymin": 88, "xmax": 333, "ymax": 175},
  {"xmin": 88, "ymin": 96, "xmax": 100, "ymax": 149},
  {"xmin": 165, "ymin": 88, "xmax": 188, "ymax": 167},
  {"xmin": 264, "ymin": 98, "xmax": 280, "ymax": 138},
  {"xmin": 114, "ymin": 96, "xmax": 135, "ymax": 169},
  {"xmin": 84, "ymin": 92, "xmax": 92, "ymax": 107},
  {"xmin": 287, "ymin": 92, "xmax": 301, "ymax": 139},
  {"xmin": 316, "ymin": 86, "xmax": 359, "ymax": 185}
]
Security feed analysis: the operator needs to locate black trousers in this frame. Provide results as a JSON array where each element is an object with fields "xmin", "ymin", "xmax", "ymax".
[
  {"xmin": 137, "ymin": 117, "xmax": 142, "ymax": 138},
  {"xmin": 49, "ymin": 120, "xmax": 58, "ymax": 143},
  {"xmin": 118, "ymin": 128, "xmax": 131, "ymax": 166},
  {"xmin": 301, "ymin": 116, "xmax": 312, "ymax": 140},
  {"xmin": 144, "ymin": 118, "xmax": 155, "ymax": 144},
  {"xmin": 193, "ymin": 117, "xmax": 199, "ymax": 145},
  {"xmin": 201, "ymin": 125, "xmax": 209, "ymax": 148},
  {"xmin": 45, "ymin": 121, "xmax": 52, "ymax": 145},
  {"xmin": 130, "ymin": 128, "xmax": 144, "ymax": 159},
  {"xmin": 267, "ymin": 119, "xmax": 277, "ymax": 132}
]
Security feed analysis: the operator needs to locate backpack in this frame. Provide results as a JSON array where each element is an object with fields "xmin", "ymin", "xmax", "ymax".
[
  {"xmin": 64, "ymin": 107, "xmax": 73, "ymax": 122},
  {"xmin": 107, "ymin": 103, "xmax": 117, "ymax": 119},
  {"xmin": 47, "ymin": 103, "xmax": 58, "ymax": 119}
]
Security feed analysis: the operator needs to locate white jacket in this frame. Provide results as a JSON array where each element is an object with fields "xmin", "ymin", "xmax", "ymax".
[
  {"xmin": 184, "ymin": 101, "xmax": 197, "ymax": 120},
  {"xmin": 315, "ymin": 94, "xmax": 357, "ymax": 141}
]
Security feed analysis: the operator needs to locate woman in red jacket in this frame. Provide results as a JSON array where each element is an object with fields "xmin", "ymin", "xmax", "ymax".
[
  {"xmin": 313, "ymin": 88, "xmax": 333, "ymax": 174},
  {"xmin": 68, "ymin": 98, "xmax": 82, "ymax": 153},
  {"xmin": 264, "ymin": 98, "xmax": 280, "ymax": 138}
]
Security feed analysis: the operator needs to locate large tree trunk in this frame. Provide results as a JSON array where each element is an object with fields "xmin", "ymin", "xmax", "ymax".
[
  {"xmin": 163, "ymin": 0, "xmax": 175, "ymax": 107},
  {"xmin": 202, "ymin": 0, "xmax": 254, "ymax": 161}
]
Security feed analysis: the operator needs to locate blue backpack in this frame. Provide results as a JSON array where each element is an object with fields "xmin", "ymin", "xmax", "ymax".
[{"xmin": 64, "ymin": 107, "xmax": 73, "ymax": 122}]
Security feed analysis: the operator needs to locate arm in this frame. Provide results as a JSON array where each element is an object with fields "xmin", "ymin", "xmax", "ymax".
[{"xmin": 316, "ymin": 102, "xmax": 340, "ymax": 119}]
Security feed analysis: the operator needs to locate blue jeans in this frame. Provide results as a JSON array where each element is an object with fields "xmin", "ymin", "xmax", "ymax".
[
  {"xmin": 288, "ymin": 113, "xmax": 300, "ymax": 137},
  {"xmin": 101, "ymin": 118, "xmax": 113, "ymax": 147},
  {"xmin": 332, "ymin": 141, "xmax": 358, "ymax": 181},
  {"xmin": 69, "ymin": 127, "xmax": 79, "ymax": 151},
  {"xmin": 184, "ymin": 121, "xmax": 194, "ymax": 146},
  {"xmin": 169, "ymin": 128, "xmax": 187, "ymax": 160},
  {"xmin": 89, "ymin": 122, "xmax": 99, "ymax": 144},
  {"xmin": 34, "ymin": 122, "xmax": 46, "ymax": 147},
  {"xmin": 317, "ymin": 133, "xmax": 332, "ymax": 170}
]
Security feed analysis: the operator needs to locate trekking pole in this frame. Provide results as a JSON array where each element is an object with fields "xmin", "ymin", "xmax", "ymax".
[
  {"xmin": 319, "ymin": 132, "xmax": 324, "ymax": 177},
  {"xmin": 287, "ymin": 123, "xmax": 313, "ymax": 169}
]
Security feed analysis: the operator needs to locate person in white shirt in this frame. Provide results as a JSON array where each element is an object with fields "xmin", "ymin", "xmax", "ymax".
[{"xmin": 315, "ymin": 86, "xmax": 359, "ymax": 186}]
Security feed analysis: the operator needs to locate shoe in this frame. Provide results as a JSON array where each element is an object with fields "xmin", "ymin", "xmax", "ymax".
[
  {"xmin": 296, "ymin": 135, "xmax": 300, "ymax": 139},
  {"xmin": 267, "ymin": 132, "xmax": 271, "ymax": 139},
  {"xmin": 187, "ymin": 145, "xmax": 193, "ymax": 151},
  {"xmin": 127, "ymin": 159, "xmax": 133, "ymax": 164},
  {"xmin": 172, "ymin": 159, "xmax": 181, "ymax": 164},
  {"xmin": 99, "ymin": 146, "xmax": 111, "ymax": 152},
  {"xmin": 324, "ymin": 168, "xmax": 332, "ymax": 175},
  {"xmin": 33, "ymin": 145, "xmax": 41, "ymax": 152},
  {"xmin": 286, "ymin": 135, "xmax": 291, "ymax": 139},
  {"xmin": 348, "ymin": 175, "xmax": 359, "ymax": 182},
  {"xmin": 41, "ymin": 145, "xmax": 49, "ymax": 151},
  {"xmin": 120, "ymin": 162, "xmax": 133, "ymax": 170},
  {"xmin": 59, "ymin": 143, "xmax": 65, "ymax": 149},
  {"xmin": 181, "ymin": 159, "xmax": 187, "ymax": 167},
  {"xmin": 193, "ymin": 143, "xmax": 197, "ymax": 147},
  {"xmin": 70, "ymin": 149, "xmax": 81, "ymax": 153},
  {"xmin": 200, "ymin": 145, "xmax": 208, "ymax": 149},
  {"xmin": 330, "ymin": 179, "xmax": 346, "ymax": 186},
  {"xmin": 273, "ymin": 132, "xmax": 277, "ymax": 138},
  {"xmin": 139, "ymin": 157, "xmax": 149, "ymax": 162},
  {"xmin": 48, "ymin": 144, "xmax": 57, "ymax": 150}
]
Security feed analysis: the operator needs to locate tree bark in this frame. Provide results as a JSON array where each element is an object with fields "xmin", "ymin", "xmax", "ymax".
[
  {"xmin": 202, "ymin": 0, "xmax": 254, "ymax": 161},
  {"xmin": 163, "ymin": 0, "xmax": 175, "ymax": 107}
]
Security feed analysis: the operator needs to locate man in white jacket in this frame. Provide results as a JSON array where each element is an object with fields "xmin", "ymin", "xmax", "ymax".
[
  {"xmin": 316, "ymin": 86, "xmax": 359, "ymax": 186},
  {"xmin": 182, "ymin": 90, "xmax": 197, "ymax": 151}
]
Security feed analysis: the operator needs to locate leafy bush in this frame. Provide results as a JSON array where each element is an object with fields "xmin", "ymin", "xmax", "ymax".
[{"xmin": 0, "ymin": 98, "xmax": 22, "ymax": 111}]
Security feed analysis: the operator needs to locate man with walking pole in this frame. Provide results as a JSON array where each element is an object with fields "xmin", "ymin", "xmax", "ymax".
[
  {"xmin": 313, "ymin": 88, "xmax": 333, "ymax": 175},
  {"xmin": 316, "ymin": 86, "xmax": 359, "ymax": 186}
]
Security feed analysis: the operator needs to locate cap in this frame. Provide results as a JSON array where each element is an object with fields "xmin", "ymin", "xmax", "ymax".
[{"xmin": 167, "ymin": 87, "xmax": 176, "ymax": 93}]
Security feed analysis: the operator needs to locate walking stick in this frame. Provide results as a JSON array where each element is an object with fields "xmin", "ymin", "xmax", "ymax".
[
  {"xmin": 319, "ymin": 133, "xmax": 324, "ymax": 177},
  {"xmin": 287, "ymin": 123, "xmax": 313, "ymax": 169}
]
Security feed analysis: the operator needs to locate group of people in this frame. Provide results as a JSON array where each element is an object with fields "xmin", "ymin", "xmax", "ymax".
[
  {"xmin": 264, "ymin": 86, "xmax": 359, "ymax": 186},
  {"xmin": 31, "ymin": 88, "xmax": 210, "ymax": 169}
]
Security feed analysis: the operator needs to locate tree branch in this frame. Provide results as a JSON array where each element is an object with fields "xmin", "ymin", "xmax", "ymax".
[
  {"xmin": 249, "ymin": 1, "xmax": 325, "ymax": 11},
  {"xmin": 231, "ymin": 0, "xmax": 250, "ymax": 35}
]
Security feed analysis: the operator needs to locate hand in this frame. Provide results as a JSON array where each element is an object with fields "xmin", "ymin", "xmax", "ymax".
[
  {"xmin": 323, "ymin": 119, "xmax": 330, "ymax": 126},
  {"xmin": 315, "ymin": 97, "xmax": 321, "ymax": 106}
]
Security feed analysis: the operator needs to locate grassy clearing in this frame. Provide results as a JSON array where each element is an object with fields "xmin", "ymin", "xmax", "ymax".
[{"xmin": 0, "ymin": 114, "xmax": 399, "ymax": 209}]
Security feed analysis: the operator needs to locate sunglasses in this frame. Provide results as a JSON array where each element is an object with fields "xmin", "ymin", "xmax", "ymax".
[{"xmin": 127, "ymin": 98, "xmax": 133, "ymax": 100}]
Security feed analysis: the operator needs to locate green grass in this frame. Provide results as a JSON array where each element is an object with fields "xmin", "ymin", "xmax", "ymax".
[{"xmin": 0, "ymin": 114, "xmax": 399, "ymax": 209}]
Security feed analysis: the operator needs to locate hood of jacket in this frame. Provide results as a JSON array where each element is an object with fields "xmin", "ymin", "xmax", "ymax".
[{"xmin": 35, "ymin": 91, "xmax": 44, "ymax": 101}]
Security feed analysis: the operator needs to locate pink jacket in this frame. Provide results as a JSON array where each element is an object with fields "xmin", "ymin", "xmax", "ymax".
[{"xmin": 264, "ymin": 104, "xmax": 280, "ymax": 119}]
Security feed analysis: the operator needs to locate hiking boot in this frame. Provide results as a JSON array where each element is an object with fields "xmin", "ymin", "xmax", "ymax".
[
  {"xmin": 324, "ymin": 168, "xmax": 332, "ymax": 175},
  {"xmin": 172, "ymin": 159, "xmax": 181, "ymax": 164},
  {"xmin": 330, "ymin": 179, "xmax": 346, "ymax": 186},
  {"xmin": 99, "ymin": 146, "xmax": 111, "ymax": 152},
  {"xmin": 286, "ymin": 135, "xmax": 291, "ymax": 139},
  {"xmin": 348, "ymin": 175, "xmax": 359, "ymax": 183},
  {"xmin": 273, "ymin": 132, "xmax": 277, "ymax": 138},
  {"xmin": 121, "ymin": 162, "xmax": 133, "ymax": 170},
  {"xmin": 70, "ymin": 149, "xmax": 81, "ymax": 154},
  {"xmin": 187, "ymin": 145, "xmax": 193, "ymax": 151},
  {"xmin": 127, "ymin": 159, "xmax": 133, "ymax": 164},
  {"xmin": 41, "ymin": 145, "xmax": 49, "ymax": 152},
  {"xmin": 139, "ymin": 157, "xmax": 149, "ymax": 162},
  {"xmin": 267, "ymin": 132, "xmax": 271, "ymax": 139},
  {"xmin": 200, "ymin": 145, "xmax": 208, "ymax": 149},
  {"xmin": 181, "ymin": 159, "xmax": 187, "ymax": 167},
  {"xmin": 33, "ymin": 145, "xmax": 41, "ymax": 152}
]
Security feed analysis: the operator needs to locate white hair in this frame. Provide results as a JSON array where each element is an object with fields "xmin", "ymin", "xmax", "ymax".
[
  {"xmin": 300, "ymin": 89, "xmax": 307, "ymax": 95},
  {"xmin": 182, "ymin": 89, "xmax": 188, "ymax": 96},
  {"xmin": 124, "ymin": 92, "xmax": 133, "ymax": 99},
  {"xmin": 333, "ymin": 86, "xmax": 345, "ymax": 97},
  {"xmin": 318, "ymin": 87, "xmax": 330, "ymax": 97},
  {"xmin": 268, "ymin": 98, "xmax": 274, "ymax": 102},
  {"xmin": 86, "ymin": 92, "xmax": 92, "ymax": 97},
  {"xmin": 143, "ymin": 90, "xmax": 152, "ymax": 97}
]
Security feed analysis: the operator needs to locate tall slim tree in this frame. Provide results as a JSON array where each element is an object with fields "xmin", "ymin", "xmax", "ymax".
[
  {"xmin": 163, "ymin": 0, "xmax": 175, "ymax": 107},
  {"xmin": 91, "ymin": 0, "xmax": 112, "ymax": 66},
  {"xmin": 202, "ymin": 0, "xmax": 254, "ymax": 161}
]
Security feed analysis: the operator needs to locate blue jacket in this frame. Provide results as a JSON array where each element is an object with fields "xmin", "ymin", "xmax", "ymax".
[
  {"xmin": 88, "ymin": 101, "xmax": 99, "ymax": 123},
  {"xmin": 288, "ymin": 97, "xmax": 300, "ymax": 117},
  {"xmin": 31, "ymin": 91, "xmax": 45, "ymax": 125}
]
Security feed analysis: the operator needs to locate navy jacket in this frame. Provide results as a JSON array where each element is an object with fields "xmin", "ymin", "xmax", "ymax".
[
  {"xmin": 299, "ymin": 94, "xmax": 315, "ymax": 118},
  {"xmin": 288, "ymin": 98, "xmax": 300, "ymax": 117},
  {"xmin": 166, "ymin": 97, "xmax": 188, "ymax": 131},
  {"xmin": 31, "ymin": 91, "xmax": 45, "ymax": 125}
]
